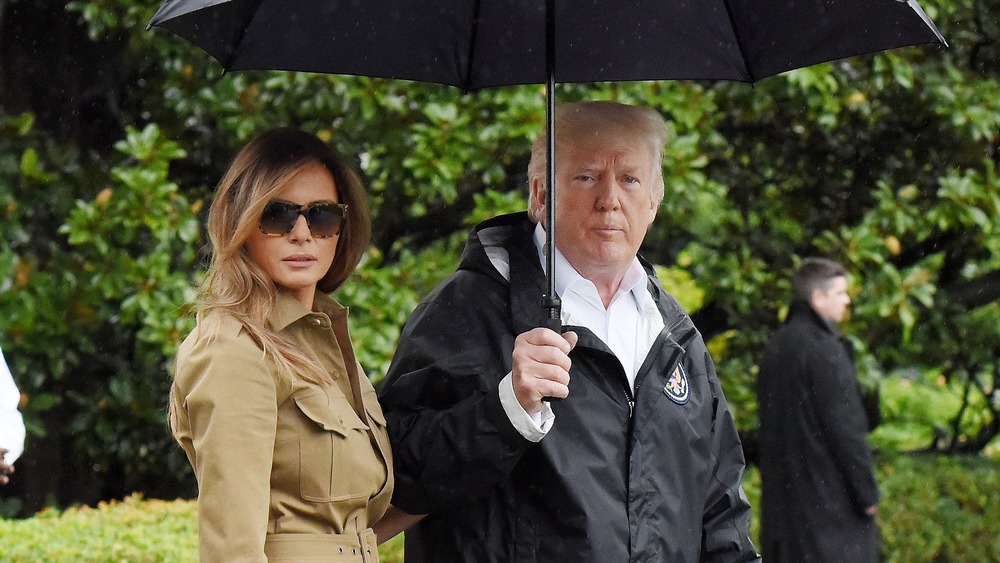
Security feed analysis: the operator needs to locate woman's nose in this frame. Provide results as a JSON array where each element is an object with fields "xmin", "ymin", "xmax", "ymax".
[{"xmin": 288, "ymin": 214, "xmax": 312, "ymax": 241}]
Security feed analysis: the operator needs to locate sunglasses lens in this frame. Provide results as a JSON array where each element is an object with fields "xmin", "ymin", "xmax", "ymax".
[
  {"xmin": 305, "ymin": 203, "xmax": 346, "ymax": 238},
  {"xmin": 258, "ymin": 201, "xmax": 346, "ymax": 238},
  {"xmin": 259, "ymin": 202, "xmax": 299, "ymax": 236}
]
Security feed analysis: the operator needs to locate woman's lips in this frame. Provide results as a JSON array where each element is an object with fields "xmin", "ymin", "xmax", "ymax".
[{"xmin": 283, "ymin": 254, "xmax": 317, "ymax": 266}]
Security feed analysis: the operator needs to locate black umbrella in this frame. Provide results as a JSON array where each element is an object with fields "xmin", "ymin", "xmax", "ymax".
[{"xmin": 149, "ymin": 0, "xmax": 946, "ymax": 322}]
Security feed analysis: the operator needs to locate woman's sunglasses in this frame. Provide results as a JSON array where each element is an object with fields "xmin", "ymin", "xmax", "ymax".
[{"xmin": 258, "ymin": 200, "xmax": 348, "ymax": 239}]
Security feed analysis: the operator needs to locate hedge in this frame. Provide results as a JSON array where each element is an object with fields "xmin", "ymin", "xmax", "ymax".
[
  {"xmin": 743, "ymin": 453, "xmax": 1000, "ymax": 562},
  {"xmin": 1, "ymin": 454, "xmax": 997, "ymax": 562},
  {"xmin": 0, "ymin": 495, "xmax": 403, "ymax": 563}
]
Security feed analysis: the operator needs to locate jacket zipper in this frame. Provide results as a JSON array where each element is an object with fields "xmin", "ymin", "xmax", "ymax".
[{"xmin": 626, "ymin": 385, "xmax": 635, "ymax": 417}]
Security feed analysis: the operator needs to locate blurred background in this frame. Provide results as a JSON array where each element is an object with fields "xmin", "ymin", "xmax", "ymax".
[{"xmin": 0, "ymin": 0, "xmax": 997, "ymax": 559}]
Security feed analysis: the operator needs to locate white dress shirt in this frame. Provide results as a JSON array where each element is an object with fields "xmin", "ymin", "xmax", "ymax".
[{"xmin": 497, "ymin": 224, "xmax": 665, "ymax": 441}]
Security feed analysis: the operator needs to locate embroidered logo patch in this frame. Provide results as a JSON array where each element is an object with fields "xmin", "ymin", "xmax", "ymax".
[{"xmin": 663, "ymin": 364, "xmax": 690, "ymax": 404}]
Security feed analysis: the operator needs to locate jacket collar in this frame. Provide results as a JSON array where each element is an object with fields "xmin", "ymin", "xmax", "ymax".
[
  {"xmin": 268, "ymin": 289, "xmax": 345, "ymax": 331},
  {"xmin": 461, "ymin": 212, "xmax": 678, "ymax": 335},
  {"xmin": 787, "ymin": 299, "xmax": 840, "ymax": 336}
]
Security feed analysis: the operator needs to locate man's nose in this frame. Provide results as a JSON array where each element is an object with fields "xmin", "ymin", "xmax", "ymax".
[{"xmin": 595, "ymin": 177, "xmax": 622, "ymax": 211}]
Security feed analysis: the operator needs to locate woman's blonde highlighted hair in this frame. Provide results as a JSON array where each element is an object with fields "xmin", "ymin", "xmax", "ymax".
[{"xmin": 199, "ymin": 127, "xmax": 371, "ymax": 384}]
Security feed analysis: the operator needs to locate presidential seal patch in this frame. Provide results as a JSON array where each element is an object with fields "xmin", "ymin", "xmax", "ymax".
[{"xmin": 663, "ymin": 364, "xmax": 690, "ymax": 404}]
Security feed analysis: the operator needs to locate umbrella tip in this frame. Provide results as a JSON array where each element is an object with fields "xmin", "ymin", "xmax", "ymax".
[{"xmin": 904, "ymin": 0, "xmax": 948, "ymax": 47}]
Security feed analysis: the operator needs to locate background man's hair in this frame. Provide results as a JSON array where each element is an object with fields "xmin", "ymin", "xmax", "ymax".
[{"xmin": 791, "ymin": 258, "xmax": 848, "ymax": 302}]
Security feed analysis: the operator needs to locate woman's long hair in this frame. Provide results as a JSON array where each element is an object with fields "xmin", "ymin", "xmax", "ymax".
[{"xmin": 198, "ymin": 127, "xmax": 371, "ymax": 384}]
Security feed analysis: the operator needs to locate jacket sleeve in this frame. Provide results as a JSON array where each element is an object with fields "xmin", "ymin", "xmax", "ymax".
[
  {"xmin": 0, "ymin": 347, "xmax": 25, "ymax": 465},
  {"xmin": 805, "ymin": 342, "xmax": 880, "ymax": 512},
  {"xmin": 377, "ymin": 273, "xmax": 534, "ymax": 515},
  {"xmin": 700, "ymin": 347, "xmax": 762, "ymax": 563},
  {"xmin": 175, "ymin": 329, "xmax": 285, "ymax": 563}
]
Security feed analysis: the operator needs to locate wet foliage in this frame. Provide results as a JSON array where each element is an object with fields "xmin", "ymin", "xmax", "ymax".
[{"xmin": 0, "ymin": 0, "xmax": 996, "ymax": 530}]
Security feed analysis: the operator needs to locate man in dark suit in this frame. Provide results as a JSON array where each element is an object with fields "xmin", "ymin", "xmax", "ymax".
[{"xmin": 757, "ymin": 258, "xmax": 880, "ymax": 562}]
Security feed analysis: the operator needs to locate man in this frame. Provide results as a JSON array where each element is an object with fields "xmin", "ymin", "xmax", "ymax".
[
  {"xmin": 378, "ymin": 101, "xmax": 759, "ymax": 562},
  {"xmin": 757, "ymin": 258, "xmax": 880, "ymax": 562},
  {"xmin": 1, "ymin": 345, "xmax": 25, "ymax": 486}
]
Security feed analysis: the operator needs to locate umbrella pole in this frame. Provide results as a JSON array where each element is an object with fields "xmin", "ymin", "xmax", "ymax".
[{"xmin": 542, "ymin": 0, "xmax": 561, "ymax": 329}]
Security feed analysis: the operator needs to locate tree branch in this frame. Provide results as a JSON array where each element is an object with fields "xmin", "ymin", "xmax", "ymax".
[{"xmin": 940, "ymin": 269, "xmax": 1000, "ymax": 310}]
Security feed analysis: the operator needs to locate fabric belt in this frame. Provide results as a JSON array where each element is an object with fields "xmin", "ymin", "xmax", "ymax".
[{"xmin": 264, "ymin": 529, "xmax": 378, "ymax": 562}]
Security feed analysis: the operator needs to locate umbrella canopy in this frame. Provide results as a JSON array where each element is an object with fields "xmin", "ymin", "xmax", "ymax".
[
  {"xmin": 149, "ymin": 0, "xmax": 945, "ymax": 322},
  {"xmin": 149, "ymin": 0, "xmax": 944, "ymax": 89}
]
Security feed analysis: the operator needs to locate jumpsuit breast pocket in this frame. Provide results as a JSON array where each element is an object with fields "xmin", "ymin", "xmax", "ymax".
[{"xmin": 292, "ymin": 390, "xmax": 372, "ymax": 503}]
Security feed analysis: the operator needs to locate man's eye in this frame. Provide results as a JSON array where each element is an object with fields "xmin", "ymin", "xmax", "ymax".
[{"xmin": 624, "ymin": 176, "xmax": 638, "ymax": 184}]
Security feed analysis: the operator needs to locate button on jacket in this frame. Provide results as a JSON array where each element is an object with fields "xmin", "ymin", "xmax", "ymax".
[{"xmin": 171, "ymin": 291, "xmax": 393, "ymax": 562}]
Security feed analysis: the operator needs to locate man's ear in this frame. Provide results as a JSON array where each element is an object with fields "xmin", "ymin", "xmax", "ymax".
[
  {"xmin": 529, "ymin": 176, "xmax": 548, "ymax": 223},
  {"xmin": 530, "ymin": 176, "xmax": 546, "ymax": 206},
  {"xmin": 810, "ymin": 287, "xmax": 824, "ymax": 309},
  {"xmin": 649, "ymin": 177, "xmax": 664, "ymax": 221}
]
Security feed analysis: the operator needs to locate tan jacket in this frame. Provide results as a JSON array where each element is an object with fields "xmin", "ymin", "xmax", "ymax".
[{"xmin": 171, "ymin": 291, "xmax": 393, "ymax": 562}]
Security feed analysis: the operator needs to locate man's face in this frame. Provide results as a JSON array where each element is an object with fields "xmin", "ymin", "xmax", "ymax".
[
  {"xmin": 531, "ymin": 130, "xmax": 659, "ymax": 281},
  {"xmin": 812, "ymin": 276, "xmax": 851, "ymax": 323}
]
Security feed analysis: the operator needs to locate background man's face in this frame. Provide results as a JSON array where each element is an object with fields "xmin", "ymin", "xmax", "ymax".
[{"xmin": 812, "ymin": 276, "xmax": 851, "ymax": 323}]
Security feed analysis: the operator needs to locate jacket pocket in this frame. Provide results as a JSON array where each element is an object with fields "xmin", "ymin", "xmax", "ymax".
[{"xmin": 294, "ymin": 390, "xmax": 371, "ymax": 503}]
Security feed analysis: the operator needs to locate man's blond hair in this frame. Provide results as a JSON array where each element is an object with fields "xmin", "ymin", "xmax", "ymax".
[{"xmin": 526, "ymin": 101, "xmax": 670, "ymax": 222}]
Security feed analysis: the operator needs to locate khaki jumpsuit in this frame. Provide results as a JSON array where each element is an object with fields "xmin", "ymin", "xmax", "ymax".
[{"xmin": 171, "ymin": 291, "xmax": 393, "ymax": 562}]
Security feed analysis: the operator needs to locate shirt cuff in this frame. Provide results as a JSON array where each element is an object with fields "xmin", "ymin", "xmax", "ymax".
[{"xmin": 498, "ymin": 372, "xmax": 554, "ymax": 442}]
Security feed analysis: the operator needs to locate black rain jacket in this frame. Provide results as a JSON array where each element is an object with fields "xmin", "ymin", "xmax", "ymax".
[{"xmin": 379, "ymin": 212, "xmax": 759, "ymax": 562}]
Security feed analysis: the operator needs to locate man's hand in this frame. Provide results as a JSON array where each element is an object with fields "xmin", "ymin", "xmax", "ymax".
[
  {"xmin": 512, "ymin": 327, "xmax": 578, "ymax": 415},
  {"xmin": 864, "ymin": 504, "xmax": 878, "ymax": 517},
  {"xmin": 0, "ymin": 448, "xmax": 12, "ymax": 486}
]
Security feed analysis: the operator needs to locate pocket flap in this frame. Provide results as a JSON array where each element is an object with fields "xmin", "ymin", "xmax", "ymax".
[{"xmin": 293, "ymin": 391, "xmax": 367, "ymax": 435}]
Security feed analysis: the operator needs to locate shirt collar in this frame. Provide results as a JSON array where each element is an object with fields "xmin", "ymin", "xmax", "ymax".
[
  {"xmin": 532, "ymin": 223, "xmax": 653, "ymax": 310},
  {"xmin": 268, "ymin": 289, "xmax": 345, "ymax": 331}
]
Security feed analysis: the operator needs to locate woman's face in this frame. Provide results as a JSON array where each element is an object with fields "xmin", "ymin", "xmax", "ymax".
[{"xmin": 246, "ymin": 162, "xmax": 340, "ymax": 308}]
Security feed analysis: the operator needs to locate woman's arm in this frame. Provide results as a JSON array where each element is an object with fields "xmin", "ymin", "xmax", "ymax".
[{"xmin": 175, "ymin": 327, "xmax": 283, "ymax": 562}]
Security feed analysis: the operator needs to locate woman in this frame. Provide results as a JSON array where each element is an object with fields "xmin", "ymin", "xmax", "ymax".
[{"xmin": 170, "ymin": 127, "xmax": 396, "ymax": 562}]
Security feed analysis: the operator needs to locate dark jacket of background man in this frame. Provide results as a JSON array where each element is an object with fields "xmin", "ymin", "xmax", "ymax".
[{"xmin": 757, "ymin": 299, "xmax": 880, "ymax": 562}]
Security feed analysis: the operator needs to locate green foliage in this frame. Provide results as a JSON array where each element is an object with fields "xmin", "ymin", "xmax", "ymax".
[
  {"xmin": 878, "ymin": 455, "xmax": 1000, "ymax": 562},
  {"xmin": 0, "ymin": 0, "xmax": 998, "ymax": 528},
  {"xmin": 654, "ymin": 265, "xmax": 706, "ymax": 313},
  {"xmin": 0, "ymin": 115, "xmax": 200, "ymax": 501},
  {"xmin": 0, "ymin": 495, "xmax": 197, "ymax": 562},
  {"xmin": 871, "ymin": 364, "xmax": 1000, "ymax": 454},
  {"xmin": 743, "ymin": 454, "xmax": 1000, "ymax": 562},
  {"xmin": 5, "ymin": 458, "xmax": 996, "ymax": 562},
  {"xmin": 0, "ymin": 495, "xmax": 405, "ymax": 563}
]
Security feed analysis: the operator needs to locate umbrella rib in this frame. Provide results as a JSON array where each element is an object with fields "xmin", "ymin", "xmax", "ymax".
[
  {"xmin": 463, "ymin": 0, "xmax": 483, "ymax": 90},
  {"xmin": 221, "ymin": 0, "xmax": 268, "ymax": 70},
  {"xmin": 720, "ymin": 0, "xmax": 755, "ymax": 83},
  {"xmin": 905, "ymin": 0, "xmax": 948, "ymax": 46}
]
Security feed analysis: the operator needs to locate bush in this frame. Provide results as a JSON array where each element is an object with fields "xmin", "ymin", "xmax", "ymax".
[
  {"xmin": 4, "ymin": 454, "xmax": 998, "ymax": 562},
  {"xmin": 878, "ymin": 454, "xmax": 1000, "ymax": 562},
  {"xmin": 0, "ymin": 494, "xmax": 404, "ymax": 563},
  {"xmin": 744, "ymin": 454, "xmax": 1000, "ymax": 562}
]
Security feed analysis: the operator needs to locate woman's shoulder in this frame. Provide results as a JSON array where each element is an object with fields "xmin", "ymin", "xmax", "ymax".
[
  {"xmin": 174, "ymin": 312, "xmax": 295, "ymax": 401},
  {"xmin": 176, "ymin": 313, "xmax": 267, "ymax": 379},
  {"xmin": 179, "ymin": 311, "xmax": 257, "ymax": 352}
]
